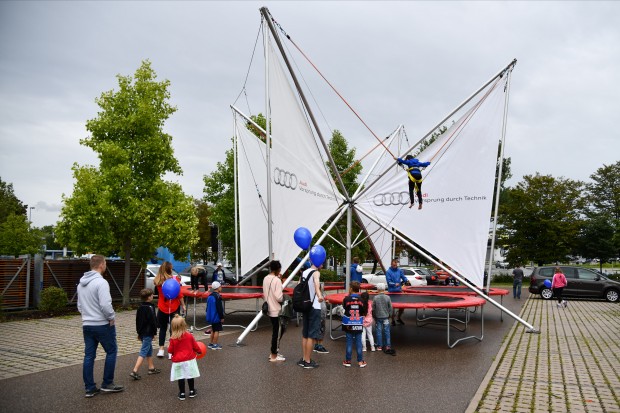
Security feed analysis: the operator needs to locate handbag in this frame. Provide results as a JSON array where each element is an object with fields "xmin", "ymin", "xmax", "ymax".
[{"xmin": 262, "ymin": 278, "xmax": 274, "ymax": 316}]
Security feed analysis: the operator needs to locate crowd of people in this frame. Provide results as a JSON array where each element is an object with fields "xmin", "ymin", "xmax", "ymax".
[{"xmin": 76, "ymin": 255, "xmax": 409, "ymax": 400}]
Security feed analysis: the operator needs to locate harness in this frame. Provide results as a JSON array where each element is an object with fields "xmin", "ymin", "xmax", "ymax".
[{"xmin": 407, "ymin": 166, "xmax": 423, "ymax": 183}]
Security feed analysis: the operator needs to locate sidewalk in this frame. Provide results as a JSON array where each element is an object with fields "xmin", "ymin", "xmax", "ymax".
[{"xmin": 467, "ymin": 297, "xmax": 620, "ymax": 413}]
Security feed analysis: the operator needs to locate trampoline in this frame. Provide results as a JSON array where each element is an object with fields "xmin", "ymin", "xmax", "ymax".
[
  {"xmin": 403, "ymin": 286, "xmax": 509, "ymax": 320},
  {"xmin": 325, "ymin": 292, "xmax": 486, "ymax": 348},
  {"xmin": 181, "ymin": 285, "xmax": 271, "ymax": 332}
]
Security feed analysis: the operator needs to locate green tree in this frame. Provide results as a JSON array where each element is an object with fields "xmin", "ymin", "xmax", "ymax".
[
  {"xmin": 586, "ymin": 161, "xmax": 620, "ymax": 257},
  {"xmin": 56, "ymin": 61, "xmax": 198, "ymax": 305},
  {"xmin": 499, "ymin": 173, "xmax": 586, "ymax": 266},
  {"xmin": 578, "ymin": 214, "xmax": 616, "ymax": 271},
  {"xmin": 192, "ymin": 199, "xmax": 212, "ymax": 263},
  {"xmin": 0, "ymin": 178, "xmax": 27, "ymax": 224},
  {"xmin": 39, "ymin": 225, "xmax": 62, "ymax": 251},
  {"xmin": 587, "ymin": 161, "xmax": 620, "ymax": 221},
  {"xmin": 0, "ymin": 213, "xmax": 42, "ymax": 256}
]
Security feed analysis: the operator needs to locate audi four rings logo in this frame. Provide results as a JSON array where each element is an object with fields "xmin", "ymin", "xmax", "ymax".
[
  {"xmin": 273, "ymin": 167, "xmax": 298, "ymax": 190},
  {"xmin": 373, "ymin": 192, "xmax": 410, "ymax": 206}
]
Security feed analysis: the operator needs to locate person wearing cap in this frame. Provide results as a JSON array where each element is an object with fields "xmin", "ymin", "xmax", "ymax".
[
  {"xmin": 205, "ymin": 281, "xmax": 224, "ymax": 350},
  {"xmin": 213, "ymin": 263, "xmax": 225, "ymax": 284}
]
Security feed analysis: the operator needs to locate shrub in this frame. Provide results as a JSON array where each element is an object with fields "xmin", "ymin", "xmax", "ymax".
[{"xmin": 39, "ymin": 286, "xmax": 68, "ymax": 313}]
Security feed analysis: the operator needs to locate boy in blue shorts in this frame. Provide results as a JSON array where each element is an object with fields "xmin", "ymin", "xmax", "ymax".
[{"xmin": 130, "ymin": 288, "xmax": 161, "ymax": 379}]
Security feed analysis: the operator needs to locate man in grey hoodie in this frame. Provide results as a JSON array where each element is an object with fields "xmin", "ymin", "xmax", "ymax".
[{"xmin": 78, "ymin": 254, "xmax": 124, "ymax": 397}]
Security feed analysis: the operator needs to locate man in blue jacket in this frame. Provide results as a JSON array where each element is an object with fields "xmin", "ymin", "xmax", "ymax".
[
  {"xmin": 397, "ymin": 154, "xmax": 431, "ymax": 210},
  {"xmin": 385, "ymin": 259, "xmax": 408, "ymax": 325}
]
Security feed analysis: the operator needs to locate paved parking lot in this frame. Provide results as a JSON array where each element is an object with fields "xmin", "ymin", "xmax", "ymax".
[{"xmin": 0, "ymin": 292, "xmax": 618, "ymax": 412}]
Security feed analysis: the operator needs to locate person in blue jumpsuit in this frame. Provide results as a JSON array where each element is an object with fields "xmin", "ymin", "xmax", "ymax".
[
  {"xmin": 397, "ymin": 155, "xmax": 431, "ymax": 210},
  {"xmin": 385, "ymin": 259, "xmax": 408, "ymax": 325}
]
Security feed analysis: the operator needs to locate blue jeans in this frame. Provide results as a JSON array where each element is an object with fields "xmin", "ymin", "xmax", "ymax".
[
  {"xmin": 513, "ymin": 280, "xmax": 522, "ymax": 298},
  {"xmin": 83, "ymin": 324, "xmax": 117, "ymax": 391},
  {"xmin": 345, "ymin": 331, "xmax": 363, "ymax": 362},
  {"xmin": 375, "ymin": 318, "xmax": 391, "ymax": 348}
]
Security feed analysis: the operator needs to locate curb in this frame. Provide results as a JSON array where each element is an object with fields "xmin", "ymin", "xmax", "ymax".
[{"xmin": 464, "ymin": 296, "xmax": 532, "ymax": 413}]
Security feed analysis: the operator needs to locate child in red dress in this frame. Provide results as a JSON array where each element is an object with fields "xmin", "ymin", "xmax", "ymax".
[{"xmin": 168, "ymin": 315, "xmax": 202, "ymax": 400}]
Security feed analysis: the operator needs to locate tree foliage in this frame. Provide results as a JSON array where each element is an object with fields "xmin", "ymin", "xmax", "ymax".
[
  {"xmin": 499, "ymin": 173, "xmax": 586, "ymax": 265},
  {"xmin": 192, "ymin": 199, "xmax": 213, "ymax": 263},
  {"xmin": 57, "ymin": 60, "xmax": 197, "ymax": 305},
  {"xmin": 0, "ymin": 213, "xmax": 42, "ymax": 256},
  {"xmin": 578, "ymin": 214, "xmax": 616, "ymax": 270},
  {"xmin": 0, "ymin": 177, "xmax": 27, "ymax": 224},
  {"xmin": 587, "ymin": 161, "xmax": 620, "ymax": 221}
]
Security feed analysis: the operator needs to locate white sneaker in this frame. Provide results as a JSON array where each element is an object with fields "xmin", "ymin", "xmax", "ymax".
[
  {"xmin": 269, "ymin": 355, "xmax": 286, "ymax": 362},
  {"xmin": 362, "ymin": 348, "xmax": 367, "ymax": 352},
  {"xmin": 156, "ymin": 349, "xmax": 165, "ymax": 358},
  {"xmin": 563, "ymin": 300, "xmax": 568, "ymax": 308},
  {"xmin": 557, "ymin": 303, "xmax": 561, "ymax": 308}
]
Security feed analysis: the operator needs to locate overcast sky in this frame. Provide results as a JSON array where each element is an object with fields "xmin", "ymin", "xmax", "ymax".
[{"xmin": 1, "ymin": 1, "xmax": 619, "ymax": 228}]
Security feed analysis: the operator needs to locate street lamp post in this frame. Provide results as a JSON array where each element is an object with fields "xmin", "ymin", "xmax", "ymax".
[{"xmin": 29, "ymin": 206, "xmax": 35, "ymax": 223}]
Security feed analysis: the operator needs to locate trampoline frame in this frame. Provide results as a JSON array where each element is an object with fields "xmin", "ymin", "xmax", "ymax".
[
  {"xmin": 325, "ymin": 293, "xmax": 485, "ymax": 348},
  {"xmin": 182, "ymin": 286, "xmax": 263, "ymax": 332}
]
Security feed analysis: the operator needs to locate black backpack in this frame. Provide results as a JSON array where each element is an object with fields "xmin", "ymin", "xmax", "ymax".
[{"xmin": 292, "ymin": 270, "xmax": 316, "ymax": 313}]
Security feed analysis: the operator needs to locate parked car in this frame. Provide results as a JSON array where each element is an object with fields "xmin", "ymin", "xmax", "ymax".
[
  {"xmin": 363, "ymin": 267, "xmax": 427, "ymax": 287},
  {"xmin": 179, "ymin": 264, "xmax": 238, "ymax": 285},
  {"xmin": 432, "ymin": 269, "xmax": 451, "ymax": 283},
  {"xmin": 495, "ymin": 261, "xmax": 509, "ymax": 269},
  {"xmin": 145, "ymin": 264, "xmax": 190, "ymax": 295},
  {"xmin": 528, "ymin": 266, "xmax": 620, "ymax": 302}
]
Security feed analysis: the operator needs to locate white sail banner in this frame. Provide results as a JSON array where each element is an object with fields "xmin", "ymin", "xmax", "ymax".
[
  {"xmin": 356, "ymin": 129, "xmax": 404, "ymax": 271},
  {"xmin": 268, "ymin": 40, "xmax": 344, "ymax": 267},
  {"xmin": 237, "ymin": 121, "xmax": 269, "ymax": 275},
  {"xmin": 356, "ymin": 79, "xmax": 506, "ymax": 287}
]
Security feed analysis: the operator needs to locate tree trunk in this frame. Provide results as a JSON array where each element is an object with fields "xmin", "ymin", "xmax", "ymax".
[{"xmin": 123, "ymin": 239, "xmax": 131, "ymax": 307}]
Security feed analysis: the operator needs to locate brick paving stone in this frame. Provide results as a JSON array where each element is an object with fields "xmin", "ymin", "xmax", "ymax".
[{"xmin": 467, "ymin": 298, "xmax": 620, "ymax": 413}]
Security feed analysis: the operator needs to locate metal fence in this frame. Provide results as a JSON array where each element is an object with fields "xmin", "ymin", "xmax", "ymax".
[{"xmin": 0, "ymin": 256, "xmax": 144, "ymax": 310}]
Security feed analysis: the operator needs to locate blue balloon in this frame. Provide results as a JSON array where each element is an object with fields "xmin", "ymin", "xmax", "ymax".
[
  {"xmin": 309, "ymin": 245, "xmax": 326, "ymax": 267},
  {"xmin": 294, "ymin": 227, "xmax": 312, "ymax": 250},
  {"xmin": 162, "ymin": 278, "xmax": 180, "ymax": 299},
  {"xmin": 543, "ymin": 279, "xmax": 552, "ymax": 289}
]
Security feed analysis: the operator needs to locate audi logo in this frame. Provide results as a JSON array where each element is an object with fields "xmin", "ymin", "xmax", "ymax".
[
  {"xmin": 373, "ymin": 192, "xmax": 409, "ymax": 206},
  {"xmin": 273, "ymin": 167, "xmax": 298, "ymax": 190}
]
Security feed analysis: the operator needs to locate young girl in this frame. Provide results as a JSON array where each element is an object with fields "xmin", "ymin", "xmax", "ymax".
[
  {"xmin": 551, "ymin": 267, "xmax": 568, "ymax": 308},
  {"xmin": 168, "ymin": 315, "xmax": 201, "ymax": 400},
  {"xmin": 361, "ymin": 292, "xmax": 375, "ymax": 352},
  {"xmin": 154, "ymin": 261, "xmax": 186, "ymax": 358}
]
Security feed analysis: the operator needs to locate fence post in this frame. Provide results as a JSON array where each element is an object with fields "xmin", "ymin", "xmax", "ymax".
[{"xmin": 33, "ymin": 254, "xmax": 44, "ymax": 308}]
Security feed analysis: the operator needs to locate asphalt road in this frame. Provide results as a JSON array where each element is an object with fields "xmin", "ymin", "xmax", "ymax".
[{"xmin": 0, "ymin": 293, "xmax": 525, "ymax": 413}]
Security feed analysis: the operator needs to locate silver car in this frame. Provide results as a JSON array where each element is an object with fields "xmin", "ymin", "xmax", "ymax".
[{"xmin": 144, "ymin": 264, "xmax": 190, "ymax": 295}]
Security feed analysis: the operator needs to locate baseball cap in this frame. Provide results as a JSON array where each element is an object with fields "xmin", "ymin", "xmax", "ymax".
[
  {"xmin": 217, "ymin": 262, "xmax": 222, "ymax": 267},
  {"xmin": 211, "ymin": 281, "xmax": 221, "ymax": 290},
  {"xmin": 355, "ymin": 264, "xmax": 363, "ymax": 273}
]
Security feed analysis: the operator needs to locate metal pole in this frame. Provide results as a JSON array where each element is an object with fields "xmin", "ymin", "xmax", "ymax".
[
  {"xmin": 357, "ymin": 59, "xmax": 518, "ymax": 200},
  {"xmin": 263, "ymin": 17, "xmax": 274, "ymax": 261},
  {"xmin": 236, "ymin": 204, "xmax": 348, "ymax": 345},
  {"xmin": 345, "ymin": 204, "xmax": 352, "ymax": 291},
  {"xmin": 486, "ymin": 67, "xmax": 514, "ymax": 291},
  {"xmin": 260, "ymin": 6, "xmax": 350, "ymax": 202},
  {"xmin": 233, "ymin": 115, "xmax": 240, "ymax": 281},
  {"xmin": 231, "ymin": 105, "xmax": 266, "ymax": 137},
  {"xmin": 355, "ymin": 206, "xmax": 537, "ymax": 332}
]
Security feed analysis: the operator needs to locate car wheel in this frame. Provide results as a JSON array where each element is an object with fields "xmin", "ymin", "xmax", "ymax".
[
  {"xmin": 362, "ymin": 278, "xmax": 368, "ymax": 284},
  {"xmin": 605, "ymin": 288, "xmax": 619, "ymax": 303},
  {"xmin": 540, "ymin": 288, "xmax": 553, "ymax": 300}
]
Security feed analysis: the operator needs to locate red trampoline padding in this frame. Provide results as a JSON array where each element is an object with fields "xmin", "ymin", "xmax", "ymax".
[
  {"xmin": 325, "ymin": 292, "xmax": 486, "ymax": 309},
  {"xmin": 181, "ymin": 285, "xmax": 264, "ymax": 300},
  {"xmin": 403, "ymin": 286, "xmax": 509, "ymax": 297}
]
